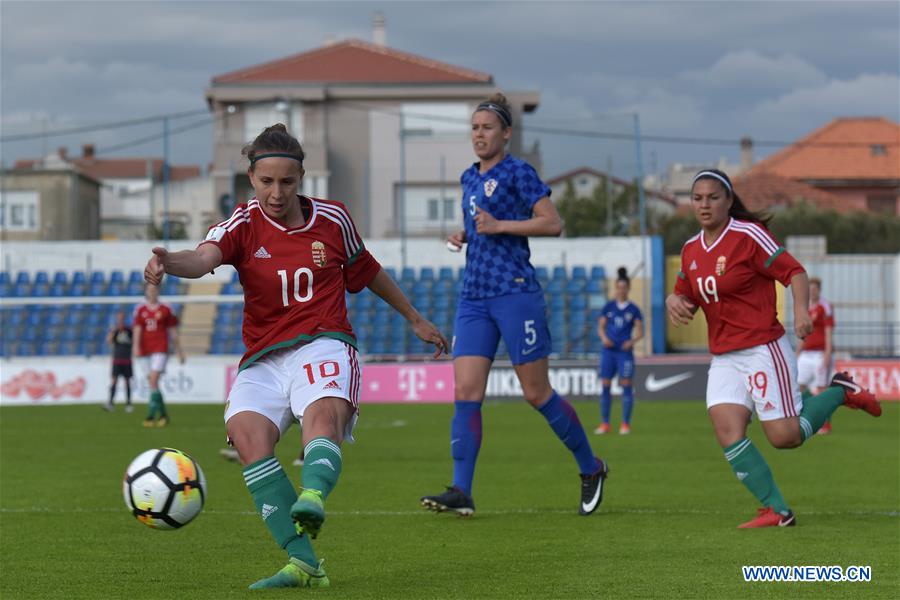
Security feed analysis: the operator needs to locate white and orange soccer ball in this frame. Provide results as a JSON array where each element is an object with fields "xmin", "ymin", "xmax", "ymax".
[{"xmin": 123, "ymin": 448, "xmax": 207, "ymax": 529}]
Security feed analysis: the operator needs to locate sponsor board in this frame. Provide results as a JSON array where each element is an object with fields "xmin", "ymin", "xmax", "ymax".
[{"xmin": 835, "ymin": 359, "xmax": 900, "ymax": 401}]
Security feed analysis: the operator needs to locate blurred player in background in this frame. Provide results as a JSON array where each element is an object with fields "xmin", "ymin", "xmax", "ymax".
[
  {"xmin": 421, "ymin": 93, "xmax": 609, "ymax": 518},
  {"xmin": 133, "ymin": 284, "xmax": 184, "ymax": 427},
  {"xmin": 797, "ymin": 277, "xmax": 835, "ymax": 434},
  {"xmin": 666, "ymin": 169, "xmax": 881, "ymax": 529},
  {"xmin": 596, "ymin": 267, "xmax": 643, "ymax": 435},
  {"xmin": 104, "ymin": 310, "xmax": 133, "ymax": 412},
  {"xmin": 144, "ymin": 124, "xmax": 447, "ymax": 590}
]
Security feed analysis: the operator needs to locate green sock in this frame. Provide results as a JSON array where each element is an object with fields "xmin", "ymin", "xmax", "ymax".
[
  {"xmin": 146, "ymin": 391, "xmax": 160, "ymax": 420},
  {"xmin": 724, "ymin": 438, "xmax": 790, "ymax": 515},
  {"xmin": 156, "ymin": 390, "xmax": 168, "ymax": 418},
  {"xmin": 243, "ymin": 457, "xmax": 317, "ymax": 565},
  {"xmin": 301, "ymin": 437, "xmax": 343, "ymax": 499},
  {"xmin": 797, "ymin": 387, "xmax": 843, "ymax": 441}
]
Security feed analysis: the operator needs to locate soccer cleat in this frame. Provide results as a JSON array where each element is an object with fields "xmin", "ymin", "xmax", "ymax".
[
  {"xmin": 579, "ymin": 458, "xmax": 609, "ymax": 516},
  {"xmin": 219, "ymin": 447, "xmax": 240, "ymax": 463},
  {"xmin": 142, "ymin": 419, "xmax": 155, "ymax": 428},
  {"xmin": 593, "ymin": 423, "xmax": 611, "ymax": 435},
  {"xmin": 291, "ymin": 488, "xmax": 325, "ymax": 539},
  {"xmin": 292, "ymin": 457, "xmax": 305, "ymax": 466},
  {"xmin": 619, "ymin": 423, "xmax": 631, "ymax": 435},
  {"xmin": 738, "ymin": 507, "xmax": 796, "ymax": 528},
  {"xmin": 420, "ymin": 486, "xmax": 475, "ymax": 516},
  {"xmin": 102, "ymin": 403, "xmax": 113, "ymax": 412},
  {"xmin": 156, "ymin": 416, "xmax": 170, "ymax": 427},
  {"xmin": 248, "ymin": 557, "xmax": 329, "ymax": 590},
  {"xmin": 816, "ymin": 422, "xmax": 832, "ymax": 435},
  {"xmin": 831, "ymin": 372, "xmax": 881, "ymax": 417}
]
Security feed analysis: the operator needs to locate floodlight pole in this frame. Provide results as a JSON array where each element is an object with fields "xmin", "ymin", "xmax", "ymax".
[
  {"xmin": 162, "ymin": 116, "xmax": 170, "ymax": 247},
  {"xmin": 634, "ymin": 113, "xmax": 649, "ymax": 355}
]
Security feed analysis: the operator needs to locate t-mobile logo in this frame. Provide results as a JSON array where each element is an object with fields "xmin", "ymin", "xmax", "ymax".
[{"xmin": 398, "ymin": 367, "xmax": 428, "ymax": 401}]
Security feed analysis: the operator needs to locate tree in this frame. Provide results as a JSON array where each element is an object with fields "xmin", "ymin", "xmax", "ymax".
[{"xmin": 558, "ymin": 177, "xmax": 641, "ymax": 237}]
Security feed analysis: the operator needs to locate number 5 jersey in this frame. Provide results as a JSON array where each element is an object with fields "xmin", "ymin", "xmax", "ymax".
[
  {"xmin": 673, "ymin": 217, "xmax": 805, "ymax": 355},
  {"xmin": 201, "ymin": 197, "xmax": 381, "ymax": 370}
]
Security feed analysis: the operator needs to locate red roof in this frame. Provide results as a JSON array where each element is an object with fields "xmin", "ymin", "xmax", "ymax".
[
  {"xmin": 733, "ymin": 171, "xmax": 846, "ymax": 212},
  {"xmin": 212, "ymin": 39, "xmax": 492, "ymax": 85},
  {"xmin": 14, "ymin": 157, "xmax": 201, "ymax": 182},
  {"xmin": 749, "ymin": 117, "xmax": 900, "ymax": 181}
]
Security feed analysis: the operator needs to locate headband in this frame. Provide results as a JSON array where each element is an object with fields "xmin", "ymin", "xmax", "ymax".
[
  {"xmin": 692, "ymin": 170, "xmax": 732, "ymax": 195},
  {"xmin": 250, "ymin": 152, "xmax": 303, "ymax": 166},
  {"xmin": 476, "ymin": 102, "xmax": 512, "ymax": 127}
]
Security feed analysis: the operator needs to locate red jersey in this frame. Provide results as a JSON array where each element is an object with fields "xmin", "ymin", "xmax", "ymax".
[
  {"xmin": 201, "ymin": 196, "xmax": 381, "ymax": 370},
  {"xmin": 133, "ymin": 303, "xmax": 178, "ymax": 355},
  {"xmin": 801, "ymin": 300, "xmax": 834, "ymax": 351},
  {"xmin": 673, "ymin": 218, "xmax": 805, "ymax": 355}
]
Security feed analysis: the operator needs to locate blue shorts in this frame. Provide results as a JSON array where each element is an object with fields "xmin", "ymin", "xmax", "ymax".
[
  {"xmin": 600, "ymin": 349, "xmax": 635, "ymax": 380},
  {"xmin": 453, "ymin": 291, "xmax": 552, "ymax": 365}
]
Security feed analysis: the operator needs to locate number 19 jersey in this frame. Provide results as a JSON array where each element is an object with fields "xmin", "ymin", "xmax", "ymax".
[
  {"xmin": 673, "ymin": 218, "xmax": 804, "ymax": 355},
  {"xmin": 201, "ymin": 196, "xmax": 381, "ymax": 370}
]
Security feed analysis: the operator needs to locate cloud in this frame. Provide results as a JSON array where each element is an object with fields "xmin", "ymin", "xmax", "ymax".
[{"xmin": 681, "ymin": 50, "xmax": 827, "ymax": 93}]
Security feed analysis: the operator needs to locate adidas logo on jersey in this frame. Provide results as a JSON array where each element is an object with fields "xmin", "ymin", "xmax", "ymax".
[
  {"xmin": 736, "ymin": 471, "xmax": 749, "ymax": 481},
  {"xmin": 261, "ymin": 503, "xmax": 278, "ymax": 520},
  {"xmin": 323, "ymin": 380, "xmax": 342, "ymax": 391},
  {"xmin": 309, "ymin": 458, "xmax": 335, "ymax": 471},
  {"xmin": 689, "ymin": 260, "xmax": 698, "ymax": 271},
  {"xmin": 763, "ymin": 401, "xmax": 776, "ymax": 411},
  {"xmin": 254, "ymin": 246, "xmax": 272, "ymax": 259}
]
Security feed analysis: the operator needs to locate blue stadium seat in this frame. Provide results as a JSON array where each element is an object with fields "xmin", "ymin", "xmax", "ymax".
[
  {"xmin": 126, "ymin": 281, "xmax": 143, "ymax": 296},
  {"xmin": 229, "ymin": 340, "xmax": 245, "ymax": 354},
  {"xmin": 15, "ymin": 272, "xmax": 30, "ymax": 285},
  {"xmin": 586, "ymin": 279, "xmax": 605, "ymax": 294},
  {"xmin": 72, "ymin": 271, "xmax": 86, "ymax": 285},
  {"xmin": 230, "ymin": 270, "xmax": 241, "ymax": 283},
  {"xmin": 552, "ymin": 266, "xmax": 567, "ymax": 280},
  {"xmin": 30, "ymin": 283, "xmax": 49, "ymax": 297},
  {"xmin": 128, "ymin": 270, "xmax": 143, "ymax": 284},
  {"xmin": 108, "ymin": 282, "xmax": 125, "ymax": 296},
  {"xmin": 456, "ymin": 267, "xmax": 465, "ymax": 281},
  {"xmin": 88, "ymin": 282, "xmax": 105, "ymax": 296},
  {"xmin": 420, "ymin": 267, "xmax": 435, "ymax": 281},
  {"xmin": 535, "ymin": 266, "xmax": 549, "ymax": 282},
  {"xmin": 0, "ymin": 272, "xmax": 8, "ymax": 285},
  {"xmin": 109, "ymin": 270, "xmax": 124, "ymax": 284},
  {"xmin": 90, "ymin": 271, "xmax": 105, "ymax": 284},
  {"xmin": 52, "ymin": 271, "xmax": 68, "ymax": 285},
  {"xmin": 63, "ymin": 311, "xmax": 82, "ymax": 328},
  {"xmin": 571, "ymin": 266, "xmax": 587, "ymax": 280},
  {"xmin": 49, "ymin": 283, "xmax": 67, "ymax": 297},
  {"xmin": 566, "ymin": 279, "xmax": 586, "ymax": 294},
  {"xmin": 590, "ymin": 266, "xmax": 606, "ymax": 281},
  {"xmin": 438, "ymin": 267, "xmax": 454, "ymax": 281},
  {"xmin": 12, "ymin": 282, "xmax": 30, "ymax": 297},
  {"xmin": 400, "ymin": 267, "xmax": 416, "ymax": 283},
  {"xmin": 546, "ymin": 280, "xmax": 564, "ymax": 295},
  {"xmin": 34, "ymin": 271, "xmax": 49, "ymax": 284},
  {"xmin": 47, "ymin": 311, "xmax": 65, "ymax": 327},
  {"xmin": 0, "ymin": 282, "xmax": 9, "ymax": 297}
]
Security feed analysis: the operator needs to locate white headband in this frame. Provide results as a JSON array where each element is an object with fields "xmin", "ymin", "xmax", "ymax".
[{"xmin": 692, "ymin": 171, "xmax": 733, "ymax": 195}]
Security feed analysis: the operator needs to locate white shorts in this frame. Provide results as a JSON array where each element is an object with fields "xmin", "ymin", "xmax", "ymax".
[
  {"xmin": 797, "ymin": 350, "xmax": 831, "ymax": 390},
  {"xmin": 707, "ymin": 335, "xmax": 802, "ymax": 421},
  {"xmin": 224, "ymin": 338, "xmax": 362, "ymax": 441},
  {"xmin": 140, "ymin": 353, "xmax": 168, "ymax": 374}
]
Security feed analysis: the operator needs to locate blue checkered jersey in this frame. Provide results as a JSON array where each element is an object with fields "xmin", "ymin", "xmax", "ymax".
[
  {"xmin": 601, "ymin": 300, "xmax": 643, "ymax": 349},
  {"xmin": 460, "ymin": 154, "xmax": 551, "ymax": 299}
]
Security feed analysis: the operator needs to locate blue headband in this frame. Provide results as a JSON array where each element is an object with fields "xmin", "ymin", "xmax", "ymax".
[
  {"xmin": 476, "ymin": 102, "xmax": 512, "ymax": 127},
  {"xmin": 250, "ymin": 152, "xmax": 303, "ymax": 166},
  {"xmin": 692, "ymin": 170, "xmax": 732, "ymax": 195}
]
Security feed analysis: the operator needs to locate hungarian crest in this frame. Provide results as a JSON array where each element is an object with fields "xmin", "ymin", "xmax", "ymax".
[
  {"xmin": 715, "ymin": 255, "xmax": 727, "ymax": 276},
  {"xmin": 311, "ymin": 241, "xmax": 327, "ymax": 267},
  {"xmin": 483, "ymin": 178, "xmax": 498, "ymax": 198}
]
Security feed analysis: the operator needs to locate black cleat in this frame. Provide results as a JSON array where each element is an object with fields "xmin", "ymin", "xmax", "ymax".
[
  {"xmin": 420, "ymin": 486, "xmax": 475, "ymax": 517},
  {"xmin": 579, "ymin": 458, "xmax": 609, "ymax": 516}
]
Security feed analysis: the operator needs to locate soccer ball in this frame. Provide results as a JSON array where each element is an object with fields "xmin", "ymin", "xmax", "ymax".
[{"xmin": 123, "ymin": 447, "xmax": 207, "ymax": 530}]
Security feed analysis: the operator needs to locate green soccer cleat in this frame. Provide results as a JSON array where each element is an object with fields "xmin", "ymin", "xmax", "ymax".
[
  {"xmin": 291, "ymin": 488, "xmax": 325, "ymax": 539},
  {"xmin": 248, "ymin": 558, "xmax": 329, "ymax": 590}
]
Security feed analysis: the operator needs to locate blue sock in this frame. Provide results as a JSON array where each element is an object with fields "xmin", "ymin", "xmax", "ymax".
[
  {"xmin": 537, "ymin": 390, "xmax": 598, "ymax": 475},
  {"xmin": 450, "ymin": 401, "xmax": 482, "ymax": 496},
  {"xmin": 600, "ymin": 385, "xmax": 612, "ymax": 424},
  {"xmin": 622, "ymin": 386, "xmax": 634, "ymax": 425}
]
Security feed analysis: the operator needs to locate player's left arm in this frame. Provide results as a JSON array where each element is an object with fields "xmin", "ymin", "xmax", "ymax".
[
  {"xmin": 366, "ymin": 269, "xmax": 449, "ymax": 358},
  {"xmin": 474, "ymin": 197, "xmax": 562, "ymax": 237},
  {"xmin": 789, "ymin": 271, "xmax": 812, "ymax": 340}
]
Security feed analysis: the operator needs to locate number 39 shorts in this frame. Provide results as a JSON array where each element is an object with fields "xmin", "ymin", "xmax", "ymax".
[
  {"xmin": 706, "ymin": 335, "xmax": 802, "ymax": 421},
  {"xmin": 224, "ymin": 337, "xmax": 362, "ymax": 441}
]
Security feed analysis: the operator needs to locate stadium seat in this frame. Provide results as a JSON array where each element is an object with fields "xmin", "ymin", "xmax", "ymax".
[
  {"xmin": 590, "ymin": 266, "xmax": 606, "ymax": 281},
  {"xmin": 586, "ymin": 279, "xmax": 605, "ymax": 294},
  {"xmin": 566, "ymin": 279, "xmax": 586, "ymax": 294},
  {"xmin": 400, "ymin": 267, "xmax": 416, "ymax": 282},
  {"xmin": 128, "ymin": 270, "xmax": 143, "ymax": 284},
  {"xmin": 571, "ymin": 266, "xmax": 587, "ymax": 280},
  {"xmin": 552, "ymin": 266, "xmax": 567, "ymax": 280},
  {"xmin": 69, "ymin": 282, "xmax": 87, "ymax": 297},
  {"xmin": 15, "ymin": 272, "xmax": 30, "ymax": 285},
  {"xmin": 420, "ymin": 267, "xmax": 435, "ymax": 281},
  {"xmin": 71, "ymin": 271, "xmax": 86, "ymax": 285},
  {"xmin": 34, "ymin": 271, "xmax": 49, "ymax": 284},
  {"xmin": 0, "ymin": 282, "xmax": 10, "ymax": 297},
  {"xmin": 52, "ymin": 271, "xmax": 68, "ymax": 285},
  {"xmin": 109, "ymin": 271, "xmax": 124, "ymax": 284},
  {"xmin": 546, "ymin": 280, "xmax": 564, "ymax": 295},
  {"xmin": 0, "ymin": 272, "xmax": 8, "ymax": 285},
  {"xmin": 88, "ymin": 282, "xmax": 105, "ymax": 296},
  {"xmin": 49, "ymin": 283, "xmax": 67, "ymax": 297},
  {"xmin": 108, "ymin": 282, "xmax": 125, "ymax": 296},
  {"xmin": 229, "ymin": 340, "xmax": 245, "ymax": 354},
  {"xmin": 126, "ymin": 281, "xmax": 143, "ymax": 296},
  {"xmin": 90, "ymin": 271, "xmax": 105, "ymax": 284},
  {"xmin": 438, "ymin": 267, "xmax": 454, "ymax": 281},
  {"xmin": 12, "ymin": 282, "xmax": 30, "ymax": 297}
]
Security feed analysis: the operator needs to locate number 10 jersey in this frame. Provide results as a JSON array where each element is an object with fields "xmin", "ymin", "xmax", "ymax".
[{"xmin": 201, "ymin": 196, "xmax": 381, "ymax": 370}]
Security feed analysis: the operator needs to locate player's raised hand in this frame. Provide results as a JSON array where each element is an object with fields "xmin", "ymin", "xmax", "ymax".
[
  {"xmin": 144, "ymin": 247, "xmax": 168, "ymax": 285},
  {"xmin": 411, "ymin": 317, "xmax": 450, "ymax": 359},
  {"xmin": 474, "ymin": 206, "xmax": 501, "ymax": 234},
  {"xmin": 666, "ymin": 293, "xmax": 696, "ymax": 326}
]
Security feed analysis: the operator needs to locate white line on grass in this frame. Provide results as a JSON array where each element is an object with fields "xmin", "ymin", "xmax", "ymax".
[{"xmin": 1, "ymin": 506, "xmax": 897, "ymax": 517}]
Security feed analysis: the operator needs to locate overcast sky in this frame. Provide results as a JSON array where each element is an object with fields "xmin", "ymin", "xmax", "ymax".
[{"xmin": 2, "ymin": 0, "xmax": 898, "ymax": 180}]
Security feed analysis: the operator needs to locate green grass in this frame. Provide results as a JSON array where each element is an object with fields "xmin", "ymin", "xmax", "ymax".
[{"xmin": 1, "ymin": 401, "xmax": 897, "ymax": 599}]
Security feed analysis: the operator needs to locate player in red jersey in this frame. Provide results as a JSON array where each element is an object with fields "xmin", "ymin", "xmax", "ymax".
[
  {"xmin": 143, "ymin": 124, "xmax": 448, "ymax": 590},
  {"xmin": 797, "ymin": 277, "xmax": 835, "ymax": 433},
  {"xmin": 132, "ymin": 283, "xmax": 184, "ymax": 427},
  {"xmin": 666, "ymin": 169, "xmax": 881, "ymax": 529}
]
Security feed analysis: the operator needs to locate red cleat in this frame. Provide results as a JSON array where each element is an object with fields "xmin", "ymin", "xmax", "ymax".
[
  {"xmin": 593, "ymin": 423, "xmax": 611, "ymax": 435},
  {"xmin": 738, "ymin": 507, "xmax": 796, "ymax": 529},
  {"xmin": 816, "ymin": 422, "xmax": 832, "ymax": 435},
  {"xmin": 831, "ymin": 372, "xmax": 882, "ymax": 417}
]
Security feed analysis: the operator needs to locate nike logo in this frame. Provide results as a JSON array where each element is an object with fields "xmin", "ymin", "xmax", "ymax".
[
  {"xmin": 521, "ymin": 346, "xmax": 538, "ymax": 356},
  {"xmin": 581, "ymin": 480, "xmax": 603, "ymax": 513},
  {"xmin": 644, "ymin": 372, "xmax": 694, "ymax": 392}
]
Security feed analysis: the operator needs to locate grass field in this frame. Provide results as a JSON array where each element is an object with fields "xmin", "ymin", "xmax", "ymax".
[{"xmin": 1, "ymin": 400, "xmax": 897, "ymax": 599}]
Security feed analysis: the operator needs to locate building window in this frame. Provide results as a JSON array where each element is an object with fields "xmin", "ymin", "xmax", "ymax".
[
  {"xmin": 443, "ymin": 198, "xmax": 455, "ymax": 220},
  {"xmin": 0, "ymin": 190, "xmax": 40, "ymax": 232},
  {"xmin": 244, "ymin": 102, "xmax": 304, "ymax": 143},
  {"xmin": 427, "ymin": 198, "xmax": 440, "ymax": 221},
  {"xmin": 866, "ymin": 194, "xmax": 895, "ymax": 214},
  {"xmin": 401, "ymin": 103, "xmax": 469, "ymax": 136},
  {"xmin": 871, "ymin": 144, "xmax": 887, "ymax": 156}
]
